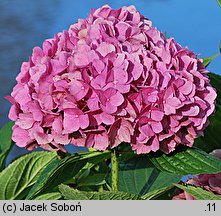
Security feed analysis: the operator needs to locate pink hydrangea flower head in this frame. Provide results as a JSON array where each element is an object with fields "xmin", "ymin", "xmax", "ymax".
[
  {"xmin": 172, "ymin": 150, "xmax": 221, "ymax": 200},
  {"xmin": 7, "ymin": 5, "xmax": 216, "ymax": 153}
]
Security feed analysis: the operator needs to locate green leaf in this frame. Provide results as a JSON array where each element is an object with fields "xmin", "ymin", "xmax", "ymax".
[
  {"xmin": 0, "ymin": 151, "xmax": 56, "ymax": 200},
  {"xmin": 27, "ymin": 151, "xmax": 110, "ymax": 200},
  {"xmin": 33, "ymin": 192, "xmax": 62, "ymax": 200},
  {"xmin": 217, "ymin": 0, "xmax": 221, "ymax": 7},
  {"xmin": 202, "ymin": 53, "xmax": 219, "ymax": 67},
  {"xmin": 72, "ymin": 153, "xmax": 109, "ymax": 191},
  {"xmin": 117, "ymin": 156, "xmax": 181, "ymax": 196},
  {"xmin": 149, "ymin": 147, "xmax": 221, "ymax": 175},
  {"xmin": 194, "ymin": 73, "xmax": 221, "ymax": 152},
  {"xmin": 209, "ymin": 73, "xmax": 221, "ymax": 121},
  {"xmin": 194, "ymin": 120, "xmax": 221, "ymax": 153},
  {"xmin": 59, "ymin": 184, "xmax": 141, "ymax": 200},
  {"xmin": 141, "ymin": 186, "xmax": 174, "ymax": 200},
  {"xmin": 0, "ymin": 122, "xmax": 14, "ymax": 171},
  {"xmin": 174, "ymin": 184, "xmax": 221, "ymax": 200},
  {"xmin": 0, "ymin": 121, "xmax": 14, "ymax": 153},
  {"xmin": 78, "ymin": 174, "xmax": 106, "ymax": 187},
  {"xmin": 75, "ymin": 151, "xmax": 109, "ymax": 181}
]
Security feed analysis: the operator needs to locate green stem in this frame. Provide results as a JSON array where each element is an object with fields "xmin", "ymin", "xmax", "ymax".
[{"xmin": 111, "ymin": 148, "xmax": 119, "ymax": 192}]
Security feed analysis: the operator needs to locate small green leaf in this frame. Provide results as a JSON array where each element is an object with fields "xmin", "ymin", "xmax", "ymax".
[
  {"xmin": 217, "ymin": 0, "xmax": 221, "ymax": 7},
  {"xmin": 27, "ymin": 151, "xmax": 110, "ymax": 200},
  {"xmin": 0, "ymin": 121, "xmax": 14, "ymax": 171},
  {"xmin": 33, "ymin": 192, "xmax": 62, "ymax": 200},
  {"xmin": 149, "ymin": 147, "xmax": 221, "ymax": 175},
  {"xmin": 0, "ymin": 151, "xmax": 56, "ymax": 200},
  {"xmin": 202, "ymin": 53, "xmax": 219, "ymax": 67},
  {"xmin": 174, "ymin": 184, "xmax": 221, "ymax": 200},
  {"xmin": 59, "ymin": 184, "xmax": 141, "ymax": 200}
]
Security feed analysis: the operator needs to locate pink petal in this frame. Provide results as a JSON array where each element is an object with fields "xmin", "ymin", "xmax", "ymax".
[
  {"xmin": 79, "ymin": 114, "xmax": 89, "ymax": 129},
  {"xmin": 8, "ymin": 105, "xmax": 19, "ymax": 121},
  {"xmin": 92, "ymin": 114, "xmax": 102, "ymax": 125},
  {"xmin": 151, "ymin": 121, "xmax": 163, "ymax": 133},
  {"xmin": 29, "ymin": 64, "xmax": 47, "ymax": 83},
  {"xmin": 115, "ymin": 22, "xmax": 130, "ymax": 40},
  {"xmin": 70, "ymin": 80, "xmax": 88, "ymax": 101},
  {"xmin": 91, "ymin": 73, "xmax": 107, "ymax": 90},
  {"xmin": 51, "ymin": 59, "xmax": 67, "ymax": 75},
  {"xmin": 87, "ymin": 94, "xmax": 100, "ymax": 111},
  {"xmin": 13, "ymin": 84, "xmax": 31, "ymax": 108},
  {"xmin": 93, "ymin": 59, "xmax": 105, "ymax": 73},
  {"xmin": 52, "ymin": 117, "xmax": 63, "ymax": 133},
  {"xmin": 94, "ymin": 133, "xmax": 109, "ymax": 150},
  {"xmin": 204, "ymin": 86, "xmax": 217, "ymax": 104},
  {"xmin": 182, "ymin": 105, "xmax": 200, "ymax": 116},
  {"xmin": 132, "ymin": 62, "xmax": 143, "ymax": 80},
  {"xmin": 16, "ymin": 113, "xmax": 35, "ymax": 129},
  {"xmin": 101, "ymin": 102, "xmax": 117, "ymax": 114},
  {"xmin": 63, "ymin": 109, "xmax": 80, "ymax": 133},
  {"xmin": 166, "ymin": 97, "xmax": 181, "ymax": 107},
  {"xmin": 12, "ymin": 125, "xmax": 33, "ymax": 147},
  {"xmin": 53, "ymin": 133, "xmax": 70, "ymax": 145},
  {"xmin": 71, "ymin": 137, "xmax": 86, "ymax": 147},
  {"xmin": 94, "ymin": 5, "xmax": 111, "ymax": 18},
  {"xmin": 104, "ymin": 88, "xmax": 117, "ymax": 99},
  {"xmin": 118, "ymin": 127, "xmax": 131, "ymax": 143},
  {"xmin": 115, "ymin": 83, "xmax": 131, "ymax": 94},
  {"xmin": 114, "ymin": 68, "xmax": 128, "ymax": 83},
  {"xmin": 208, "ymin": 177, "xmax": 221, "ymax": 193},
  {"xmin": 28, "ymin": 101, "xmax": 43, "ymax": 121},
  {"xmin": 74, "ymin": 52, "xmax": 90, "ymax": 67},
  {"xmin": 16, "ymin": 62, "xmax": 30, "ymax": 83},
  {"xmin": 32, "ymin": 46, "xmax": 44, "ymax": 64},
  {"xmin": 161, "ymin": 49, "xmax": 171, "ymax": 64},
  {"xmin": 137, "ymin": 133, "xmax": 150, "ymax": 143},
  {"xmin": 151, "ymin": 136, "xmax": 160, "ymax": 152},
  {"xmin": 140, "ymin": 124, "xmax": 155, "ymax": 137},
  {"xmin": 96, "ymin": 42, "xmax": 115, "ymax": 57},
  {"xmin": 151, "ymin": 110, "xmax": 164, "ymax": 121},
  {"xmin": 159, "ymin": 133, "xmax": 173, "ymax": 141},
  {"xmin": 147, "ymin": 94, "xmax": 158, "ymax": 103},
  {"xmin": 89, "ymin": 24, "xmax": 101, "ymax": 40},
  {"xmin": 114, "ymin": 53, "xmax": 125, "ymax": 67},
  {"xmin": 110, "ymin": 91, "xmax": 124, "ymax": 106},
  {"xmin": 179, "ymin": 80, "xmax": 193, "ymax": 95},
  {"xmin": 32, "ymin": 124, "xmax": 53, "ymax": 144},
  {"xmin": 100, "ymin": 113, "xmax": 115, "ymax": 125},
  {"xmin": 164, "ymin": 104, "xmax": 176, "ymax": 115},
  {"xmin": 211, "ymin": 149, "xmax": 221, "ymax": 160}
]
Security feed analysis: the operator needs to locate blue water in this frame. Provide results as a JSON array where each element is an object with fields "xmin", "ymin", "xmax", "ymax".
[{"xmin": 0, "ymin": 0, "xmax": 221, "ymax": 162}]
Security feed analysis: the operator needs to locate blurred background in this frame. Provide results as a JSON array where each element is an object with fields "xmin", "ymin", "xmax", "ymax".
[{"xmin": 0, "ymin": 0, "xmax": 221, "ymax": 162}]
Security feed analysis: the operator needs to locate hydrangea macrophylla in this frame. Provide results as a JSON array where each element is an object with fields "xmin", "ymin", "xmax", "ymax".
[
  {"xmin": 172, "ymin": 150, "xmax": 221, "ymax": 200},
  {"xmin": 7, "ymin": 5, "xmax": 216, "ymax": 153}
]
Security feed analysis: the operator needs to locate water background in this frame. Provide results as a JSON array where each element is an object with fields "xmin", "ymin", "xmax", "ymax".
[{"xmin": 0, "ymin": 0, "xmax": 221, "ymax": 162}]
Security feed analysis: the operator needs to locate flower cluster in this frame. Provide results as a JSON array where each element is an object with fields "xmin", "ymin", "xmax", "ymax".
[
  {"xmin": 172, "ymin": 149, "xmax": 221, "ymax": 200},
  {"xmin": 7, "ymin": 5, "xmax": 216, "ymax": 153}
]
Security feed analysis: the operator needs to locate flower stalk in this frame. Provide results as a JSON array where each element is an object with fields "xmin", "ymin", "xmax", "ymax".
[{"xmin": 111, "ymin": 148, "xmax": 119, "ymax": 192}]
